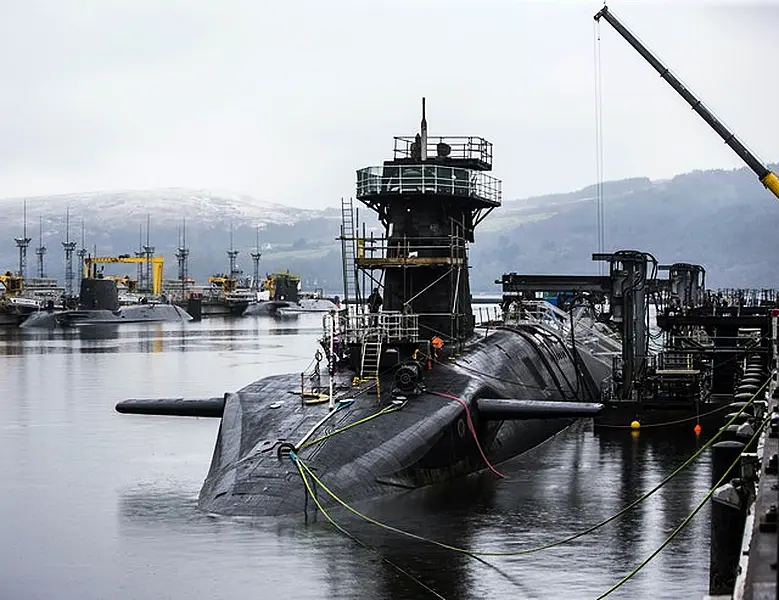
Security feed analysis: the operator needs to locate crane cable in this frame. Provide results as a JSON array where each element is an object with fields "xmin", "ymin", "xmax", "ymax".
[
  {"xmin": 595, "ymin": 409, "xmax": 773, "ymax": 599},
  {"xmin": 593, "ymin": 17, "xmax": 606, "ymax": 273},
  {"xmin": 290, "ymin": 378, "xmax": 767, "ymax": 559}
]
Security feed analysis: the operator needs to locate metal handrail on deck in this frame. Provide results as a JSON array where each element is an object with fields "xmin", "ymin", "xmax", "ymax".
[
  {"xmin": 356, "ymin": 164, "xmax": 502, "ymax": 206},
  {"xmin": 393, "ymin": 136, "xmax": 493, "ymax": 166},
  {"xmin": 338, "ymin": 310, "xmax": 419, "ymax": 345},
  {"xmin": 354, "ymin": 235, "xmax": 467, "ymax": 261},
  {"xmin": 504, "ymin": 300, "xmax": 622, "ymax": 366}
]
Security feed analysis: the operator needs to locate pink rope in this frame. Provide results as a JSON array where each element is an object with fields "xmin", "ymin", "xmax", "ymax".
[{"xmin": 430, "ymin": 391, "xmax": 506, "ymax": 479}]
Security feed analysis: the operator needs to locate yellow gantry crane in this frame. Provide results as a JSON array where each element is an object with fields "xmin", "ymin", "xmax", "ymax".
[
  {"xmin": 83, "ymin": 256, "xmax": 164, "ymax": 296},
  {"xmin": 594, "ymin": 5, "xmax": 779, "ymax": 201}
]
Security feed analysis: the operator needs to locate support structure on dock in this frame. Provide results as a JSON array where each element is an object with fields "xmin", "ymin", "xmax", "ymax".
[
  {"xmin": 497, "ymin": 254, "xmax": 775, "ymax": 419},
  {"xmin": 62, "ymin": 208, "xmax": 78, "ymax": 298},
  {"xmin": 142, "ymin": 215, "xmax": 154, "ymax": 295},
  {"xmin": 500, "ymin": 250, "xmax": 657, "ymax": 403},
  {"xmin": 227, "ymin": 225, "xmax": 240, "ymax": 282},
  {"xmin": 593, "ymin": 251, "xmax": 654, "ymax": 402},
  {"xmin": 175, "ymin": 219, "xmax": 189, "ymax": 298},
  {"xmin": 35, "ymin": 216, "xmax": 46, "ymax": 278},
  {"xmin": 250, "ymin": 227, "xmax": 261, "ymax": 292},
  {"xmin": 76, "ymin": 219, "xmax": 87, "ymax": 297},
  {"xmin": 15, "ymin": 201, "xmax": 31, "ymax": 278}
]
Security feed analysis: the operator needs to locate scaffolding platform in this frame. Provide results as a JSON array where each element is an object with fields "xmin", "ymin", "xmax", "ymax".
[{"xmin": 355, "ymin": 257, "xmax": 466, "ymax": 268}]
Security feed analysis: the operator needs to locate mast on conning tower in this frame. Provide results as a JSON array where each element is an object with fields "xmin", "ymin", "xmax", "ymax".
[
  {"xmin": 351, "ymin": 99, "xmax": 501, "ymax": 354},
  {"xmin": 420, "ymin": 97, "xmax": 427, "ymax": 162}
]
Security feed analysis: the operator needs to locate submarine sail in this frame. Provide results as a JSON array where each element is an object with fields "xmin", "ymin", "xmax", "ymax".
[{"xmin": 117, "ymin": 101, "xmax": 612, "ymax": 517}]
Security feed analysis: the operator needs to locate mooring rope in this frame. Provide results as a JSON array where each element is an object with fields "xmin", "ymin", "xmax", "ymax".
[
  {"xmin": 594, "ymin": 409, "xmax": 773, "ymax": 599},
  {"xmin": 291, "ymin": 452, "xmax": 447, "ymax": 600},
  {"xmin": 291, "ymin": 378, "xmax": 767, "ymax": 560}
]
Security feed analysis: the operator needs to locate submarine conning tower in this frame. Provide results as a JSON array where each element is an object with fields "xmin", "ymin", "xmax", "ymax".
[{"xmin": 354, "ymin": 98, "xmax": 502, "ymax": 346}]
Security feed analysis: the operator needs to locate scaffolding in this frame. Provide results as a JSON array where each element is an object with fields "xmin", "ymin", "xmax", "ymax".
[{"xmin": 338, "ymin": 206, "xmax": 472, "ymax": 345}]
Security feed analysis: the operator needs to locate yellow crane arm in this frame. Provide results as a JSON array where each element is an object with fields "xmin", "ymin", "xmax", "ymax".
[
  {"xmin": 594, "ymin": 5, "xmax": 779, "ymax": 201},
  {"xmin": 83, "ymin": 256, "xmax": 164, "ymax": 295}
]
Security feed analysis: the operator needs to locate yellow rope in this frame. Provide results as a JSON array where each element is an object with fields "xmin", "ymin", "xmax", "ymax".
[
  {"xmin": 292, "ymin": 455, "xmax": 446, "ymax": 600},
  {"xmin": 595, "ymin": 411, "xmax": 772, "ymax": 598},
  {"xmin": 292, "ymin": 379, "xmax": 768, "ymax": 558}
]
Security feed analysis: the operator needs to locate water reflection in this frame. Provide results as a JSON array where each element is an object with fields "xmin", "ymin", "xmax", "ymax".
[
  {"xmin": 0, "ymin": 318, "xmax": 712, "ymax": 599},
  {"xmin": 112, "ymin": 421, "xmax": 714, "ymax": 599}
]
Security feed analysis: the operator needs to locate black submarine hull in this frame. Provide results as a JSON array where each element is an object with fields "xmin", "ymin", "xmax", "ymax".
[
  {"xmin": 21, "ymin": 304, "xmax": 192, "ymax": 328},
  {"xmin": 197, "ymin": 325, "xmax": 609, "ymax": 517}
]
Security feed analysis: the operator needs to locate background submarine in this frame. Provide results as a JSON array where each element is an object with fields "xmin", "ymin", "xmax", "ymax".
[{"xmin": 117, "ymin": 101, "xmax": 612, "ymax": 517}]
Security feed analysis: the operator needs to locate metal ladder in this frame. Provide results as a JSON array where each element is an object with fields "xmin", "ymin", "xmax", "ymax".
[
  {"xmin": 340, "ymin": 197, "xmax": 360, "ymax": 307},
  {"xmin": 360, "ymin": 329, "xmax": 382, "ymax": 383}
]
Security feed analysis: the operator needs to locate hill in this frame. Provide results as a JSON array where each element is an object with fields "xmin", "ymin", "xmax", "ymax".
[{"xmin": 1, "ymin": 166, "xmax": 777, "ymax": 292}]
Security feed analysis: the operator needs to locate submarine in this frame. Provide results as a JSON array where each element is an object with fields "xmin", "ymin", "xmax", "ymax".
[
  {"xmin": 22, "ymin": 277, "xmax": 191, "ymax": 328},
  {"xmin": 117, "ymin": 101, "xmax": 613, "ymax": 517}
]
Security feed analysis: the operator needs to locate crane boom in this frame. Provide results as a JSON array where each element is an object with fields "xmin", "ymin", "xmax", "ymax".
[
  {"xmin": 83, "ymin": 255, "xmax": 164, "ymax": 296},
  {"xmin": 594, "ymin": 5, "xmax": 779, "ymax": 200}
]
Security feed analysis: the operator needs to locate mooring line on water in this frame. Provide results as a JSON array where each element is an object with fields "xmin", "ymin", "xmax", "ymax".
[
  {"xmin": 595, "ymin": 400, "xmax": 738, "ymax": 429},
  {"xmin": 594, "ymin": 410, "xmax": 773, "ymax": 599},
  {"xmin": 291, "ymin": 379, "xmax": 768, "ymax": 560},
  {"xmin": 290, "ymin": 452, "xmax": 447, "ymax": 600}
]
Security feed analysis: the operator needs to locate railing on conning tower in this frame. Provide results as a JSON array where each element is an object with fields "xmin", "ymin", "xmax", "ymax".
[
  {"xmin": 353, "ymin": 234, "xmax": 467, "ymax": 268},
  {"xmin": 393, "ymin": 136, "xmax": 493, "ymax": 169},
  {"xmin": 356, "ymin": 164, "xmax": 502, "ymax": 206},
  {"xmin": 330, "ymin": 310, "xmax": 419, "ymax": 346}
]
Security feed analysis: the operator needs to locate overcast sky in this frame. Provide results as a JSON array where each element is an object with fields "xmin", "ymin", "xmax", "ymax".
[{"xmin": 0, "ymin": 0, "xmax": 775, "ymax": 209}]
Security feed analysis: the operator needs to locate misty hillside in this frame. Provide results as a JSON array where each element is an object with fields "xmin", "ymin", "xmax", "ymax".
[{"xmin": 1, "ymin": 165, "xmax": 777, "ymax": 292}]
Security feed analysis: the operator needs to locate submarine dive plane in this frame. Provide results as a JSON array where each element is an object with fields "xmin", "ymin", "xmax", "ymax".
[{"xmin": 117, "ymin": 102, "xmax": 613, "ymax": 517}]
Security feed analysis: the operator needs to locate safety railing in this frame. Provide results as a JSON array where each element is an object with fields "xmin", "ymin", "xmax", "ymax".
[
  {"xmin": 393, "ymin": 136, "xmax": 493, "ymax": 167},
  {"xmin": 654, "ymin": 352, "xmax": 696, "ymax": 372},
  {"xmin": 503, "ymin": 300, "xmax": 622, "ymax": 367},
  {"xmin": 356, "ymin": 164, "xmax": 502, "ymax": 206},
  {"xmin": 335, "ymin": 310, "xmax": 419, "ymax": 345},
  {"xmin": 355, "ymin": 235, "xmax": 468, "ymax": 263}
]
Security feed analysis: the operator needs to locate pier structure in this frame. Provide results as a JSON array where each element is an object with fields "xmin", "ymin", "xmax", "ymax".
[
  {"xmin": 499, "ymin": 250, "xmax": 658, "ymax": 404},
  {"xmin": 500, "ymin": 258, "xmax": 778, "ymax": 598},
  {"xmin": 498, "ymin": 258, "xmax": 779, "ymax": 423},
  {"xmin": 709, "ymin": 339, "xmax": 778, "ymax": 600}
]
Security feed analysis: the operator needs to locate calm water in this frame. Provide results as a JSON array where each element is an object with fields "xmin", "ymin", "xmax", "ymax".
[{"xmin": 0, "ymin": 315, "xmax": 713, "ymax": 599}]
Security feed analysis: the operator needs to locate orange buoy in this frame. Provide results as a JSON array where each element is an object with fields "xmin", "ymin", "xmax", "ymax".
[{"xmin": 694, "ymin": 424, "xmax": 702, "ymax": 436}]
